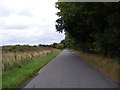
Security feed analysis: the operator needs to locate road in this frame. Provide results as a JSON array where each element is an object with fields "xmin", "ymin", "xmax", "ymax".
[{"xmin": 24, "ymin": 50, "xmax": 118, "ymax": 88}]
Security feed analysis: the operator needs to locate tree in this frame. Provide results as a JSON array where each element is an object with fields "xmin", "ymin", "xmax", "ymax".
[
  {"xmin": 55, "ymin": 2, "xmax": 120, "ymax": 57},
  {"xmin": 52, "ymin": 43, "xmax": 58, "ymax": 48},
  {"xmin": 56, "ymin": 43, "xmax": 64, "ymax": 50}
]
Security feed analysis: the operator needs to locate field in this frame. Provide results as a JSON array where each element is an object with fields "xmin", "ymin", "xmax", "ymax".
[
  {"xmin": 2, "ymin": 45, "xmax": 57, "ymax": 72},
  {"xmin": 2, "ymin": 45, "xmax": 61, "ymax": 88}
]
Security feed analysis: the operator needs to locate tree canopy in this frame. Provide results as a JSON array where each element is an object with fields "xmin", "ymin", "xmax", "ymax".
[{"xmin": 55, "ymin": 2, "xmax": 120, "ymax": 57}]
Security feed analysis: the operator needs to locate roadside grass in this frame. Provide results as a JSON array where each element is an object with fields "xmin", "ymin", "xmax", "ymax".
[
  {"xmin": 73, "ymin": 50, "xmax": 119, "ymax": 84},
  {"xmin": 2, "ymin": 50, "xmax": 62, "ymax": 88},
  {"xmin": 2, "ymin": 50, "xmax": 53, "ymax": 72}
]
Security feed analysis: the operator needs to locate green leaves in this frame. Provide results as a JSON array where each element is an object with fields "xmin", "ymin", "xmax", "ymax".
[{"xmin": 55, "ymin": 2, "xmax": 120, "ymax": 57}]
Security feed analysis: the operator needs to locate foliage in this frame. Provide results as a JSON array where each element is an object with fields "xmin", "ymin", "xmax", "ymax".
[
  {"xmin": 51, "ymin": 43, "xmax": 65, "ymax": 49},
  {"xmin": 55, "ymin": 2, "xmax": 120, "ymax": 57},
  {"xmin": 2, "ymin": 45, "xmax": 51, "ymax": 53},
  {"xmin": 38, "ymin": 44, "xmax": 52, "ymax": 47},
  {"xmin": 51, "ymin": 43, "xmax": 58, "ymax": 48},
  {"xmin": 56, "ymin": 43, "xmax": 64, "ymax": 50}
]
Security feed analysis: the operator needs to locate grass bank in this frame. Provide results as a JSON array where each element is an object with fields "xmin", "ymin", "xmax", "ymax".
[
  {"xmin": 2, "ymin": 50, "xmax": 62, "ymax": 88},
  {"xmin": 73, "ymin": 50, "xmax": 119, "ymax": 84}
]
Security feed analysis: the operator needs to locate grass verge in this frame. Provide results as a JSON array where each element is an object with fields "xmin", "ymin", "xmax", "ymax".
[
  {"xmin": 2, "ymin": 50, "xmax": 62, "ymax": 88},
  {"xmin": 72, "ymin": 50, "xmax": 119, "ymax": 84}
]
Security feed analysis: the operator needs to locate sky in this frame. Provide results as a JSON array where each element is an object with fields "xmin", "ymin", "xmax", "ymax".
[{"xmin": 0, "ymin": 0, "xmax": 65, "ymax": 46}]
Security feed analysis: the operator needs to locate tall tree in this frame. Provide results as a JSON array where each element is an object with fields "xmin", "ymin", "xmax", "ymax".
[{"xmin": 55, "ymin": 2, "xmax": 120, "ymax": 57}]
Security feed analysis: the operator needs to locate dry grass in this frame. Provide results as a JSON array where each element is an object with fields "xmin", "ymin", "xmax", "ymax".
[
  {"xmin": 2, "ymin": 49, "xmax": 57, "ymax": 72},
  {"xmin": 73, "ymin": 50, "xmax": 119, "ymax": 84},
  {"xmin": 2, "ymin": 50, "xmax": 62, "ymax": 88}
]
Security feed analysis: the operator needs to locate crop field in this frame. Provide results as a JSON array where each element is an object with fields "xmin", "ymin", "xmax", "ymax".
[{"xmin": 2, "ymin": 45, "xmax": 57, "ymax": 72}]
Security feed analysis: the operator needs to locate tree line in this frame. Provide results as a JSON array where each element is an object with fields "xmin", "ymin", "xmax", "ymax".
[
  {"xmin": 55, "ymin": 2, "xmax": 120, "ymax": 58},
  {"xmin": 2, "ymin": 43, "xmax": 65, "ymax": 53}
]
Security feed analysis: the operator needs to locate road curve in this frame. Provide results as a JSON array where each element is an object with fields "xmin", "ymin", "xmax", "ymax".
[{"xmin": 24, "ymin": 50, "xmax": 118, "ymax": 88}]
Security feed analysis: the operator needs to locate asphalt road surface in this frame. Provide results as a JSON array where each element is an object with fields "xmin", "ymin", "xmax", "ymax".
[{"xmin": 24, "ymin": 50, "xmax": 118, "ymax": 88}]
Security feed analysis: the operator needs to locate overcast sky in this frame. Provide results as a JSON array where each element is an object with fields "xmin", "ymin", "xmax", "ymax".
[{"xmin": 0, "ymin": 0, "xmax": 65, "ymax": 46}]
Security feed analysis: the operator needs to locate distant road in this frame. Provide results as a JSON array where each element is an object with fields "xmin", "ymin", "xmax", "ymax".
[{"xmin": 24, "ymin": 50, "xmax": 118, "ymax": 88}]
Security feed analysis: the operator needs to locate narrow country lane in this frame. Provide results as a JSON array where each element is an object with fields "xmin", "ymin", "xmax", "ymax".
[{"xmin": 24, "ymin": 50, "xmax": 118, "ymax": 88}]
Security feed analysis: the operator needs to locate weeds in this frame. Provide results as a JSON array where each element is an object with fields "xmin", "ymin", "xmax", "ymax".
[
  {"xmin": 2, "ymin": 45, "xmax": 57, "ymax": 72},
  {"xmin": 74, "ymin": 50, "xmax": 119, "ymax": 84}
]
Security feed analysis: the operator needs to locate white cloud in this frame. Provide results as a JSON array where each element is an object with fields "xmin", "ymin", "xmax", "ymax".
[{"xmin": 0, "ymin": 0, "xmax": 65, "ymax": 46}]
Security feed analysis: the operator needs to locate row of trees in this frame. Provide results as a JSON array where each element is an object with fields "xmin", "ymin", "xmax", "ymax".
[
  {"xmin": 2, "ymin": 43, "xmax": 65, "ymax": 53},
  {"xmin": 38, "ymin": 43, "xmax": 64, "ymax": 49},
  {"xmin": 52, "ymin": 43, "xmax": 65, "ymax": 49},
  {"xmin": 2, "ymin": 45, "xmax": 51, "ymax": 53},
  {"xmin": 55, "ymin": 2, "xmax": 120, "ymax": 57}
]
